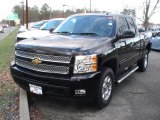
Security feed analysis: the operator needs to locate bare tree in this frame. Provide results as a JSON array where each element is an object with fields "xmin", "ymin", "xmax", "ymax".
[
  {"xmin": 121, "ymin": 8, "xmax": 136, "ymax": 16},
  {"xmin": 142, "ymin": 0, "xmax": 160, "ymax": 30}
]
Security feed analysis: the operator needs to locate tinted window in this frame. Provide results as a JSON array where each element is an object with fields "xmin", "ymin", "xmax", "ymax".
[
  {"xmin": 33, "ymin": 21, "xmax": 48, "ymax": 28},
  {"xmin": 127, "ymin": 17, "xmax": 136, "ymax": 33},
  {"xmin": 118, "ymin": 17, "xmax": 129, "ymax": 34},
  {"xmin": 54, "ymin": 15, "xmax": 116, "ymax": 37},
  {"xmin": 39, "ymin": 20, "xmax": 63, "ymax": 30}
]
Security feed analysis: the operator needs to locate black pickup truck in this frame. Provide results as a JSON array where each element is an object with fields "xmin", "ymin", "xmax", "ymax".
[{"xmin": 11, "ymin": 13, "xmax": 151, "ymax": 108}]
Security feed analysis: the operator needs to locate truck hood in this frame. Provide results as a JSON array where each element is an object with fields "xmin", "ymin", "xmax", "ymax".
[
  {"xmin": 17, "ymin": 30, "xmax": 51, "ymax": 39},
  {"xmin": 16, "ymin": 34, "xmax": 111, "ymax": 55}
]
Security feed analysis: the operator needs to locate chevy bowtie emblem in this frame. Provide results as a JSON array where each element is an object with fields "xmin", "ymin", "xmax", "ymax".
[{"xmin": 32, "ymin": 58, "xmax": 42, "ymax": 65}]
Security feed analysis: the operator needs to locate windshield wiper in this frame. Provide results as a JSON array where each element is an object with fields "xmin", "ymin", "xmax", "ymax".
[
  {"xmin": 53, "ymin": 31, "xmax": 72, "ymax": 35},
  {"xmin": 75, "ymin": 32, "xmax": 99, "ymax": 36},
  {"xmin": 40, "ymin": 28, "xmax": 47, "ymax": 30},
  {"xmin": 52, "ymin": 32, "xmax": 99, "ymax": 36}
]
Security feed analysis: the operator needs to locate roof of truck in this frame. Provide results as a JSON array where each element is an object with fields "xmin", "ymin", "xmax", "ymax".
[{"xmin": 69, "ymin": 13, "xmax": 135, "ymax": 19}]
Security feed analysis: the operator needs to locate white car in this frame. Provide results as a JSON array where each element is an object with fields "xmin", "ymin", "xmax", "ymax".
[
  {"xmin": 17, "ymin": 18, "xmax": 64, "ymax": 42},
  {"xmin": 0, "ymin": 25, "xmax": 4, "ymax": 33},
  {"xmin": 17, "ymin": 29, "xmax": 51, "ymax": 42},
  {"xmin": 18, "ymin": 22, "xmax": 39, "ymax": 33},
  {"xmin": 18, "ymin": 25, "xmax": 30, "ymax": 33}
]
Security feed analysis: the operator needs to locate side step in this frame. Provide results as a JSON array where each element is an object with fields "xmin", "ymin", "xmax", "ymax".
[{"xmin": 117, "ymin": 66, "xmax": 139, "ymax": 84}]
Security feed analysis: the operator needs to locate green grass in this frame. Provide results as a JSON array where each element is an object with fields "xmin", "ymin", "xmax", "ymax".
[
  {"xmin": 0, "ymin": 28, "xmax": 18, "ymax": 71},
  {"xmin": 0, "ymin": 28, "xmax": 19, "ymax": 119}
]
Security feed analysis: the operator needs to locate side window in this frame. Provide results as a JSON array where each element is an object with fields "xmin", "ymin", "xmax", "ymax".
[
  {"xmin": 118, "ymin": 17, "xmax": 129, "ymax": 34},
  {"xmin": 127, "ymin": 17, "xmax": 136, "ymax": 33}
]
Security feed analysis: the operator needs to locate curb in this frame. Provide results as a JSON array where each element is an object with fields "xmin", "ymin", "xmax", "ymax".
[{"xmin": 19, "ymin": 88, "xmax": 30, "ymax": 120}]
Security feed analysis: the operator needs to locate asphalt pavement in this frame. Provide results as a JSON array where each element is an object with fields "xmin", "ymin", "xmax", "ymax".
[
  {"xmin": 28, "ymin": 51, "xmax": 160, "ymax": 120},
  {"xmin": 0, "ymin": 27, "xmax": 16, "ymax": 40}
]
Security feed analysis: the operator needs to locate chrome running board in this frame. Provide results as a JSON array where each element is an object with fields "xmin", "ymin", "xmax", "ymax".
[{"xmin": 117, "ymin": 66, "xmax": 139, "ymax": 84}]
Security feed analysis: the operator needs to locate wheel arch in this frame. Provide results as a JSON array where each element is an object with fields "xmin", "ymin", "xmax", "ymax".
[{"xmin": 100, "ymin": 57, "xmax": 118, "ymax": 76}]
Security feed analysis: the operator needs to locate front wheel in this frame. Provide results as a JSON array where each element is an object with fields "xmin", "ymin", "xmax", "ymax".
[
  {"xmin": 137, "ymin": 52, "xmax": 148, "ymax": 72},
  {"xmin": 95, "ymin": 68, "xmax": 114, "ymax": 109}
]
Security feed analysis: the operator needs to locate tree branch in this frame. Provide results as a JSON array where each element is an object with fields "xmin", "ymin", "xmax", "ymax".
[
  {"xmin": 148, "ymin": 0, "xmax": 160, "ymax": 19},
  {"xmin": 135, "ymin": 16, "xmax": 144, "ymax": 22}
]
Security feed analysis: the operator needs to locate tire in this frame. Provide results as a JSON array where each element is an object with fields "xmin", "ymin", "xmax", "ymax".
[
  {"xmin": 95, "ymin": 68, "xmax": 114, "ymax": 109},
  {"xmin": 137, "ymin": 52, "xmax": 148, "ymax": 72}
]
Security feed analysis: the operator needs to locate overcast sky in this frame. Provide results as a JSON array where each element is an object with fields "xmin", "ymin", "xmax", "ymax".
[{"xmin": 0, "ymin": 0, "xmax": 160, "ymax": 24}]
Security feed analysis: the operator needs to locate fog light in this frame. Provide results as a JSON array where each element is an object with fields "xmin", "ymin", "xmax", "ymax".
[{"xmin": 75, "ymin": 89, "xmax": 86, "ymax": 95}]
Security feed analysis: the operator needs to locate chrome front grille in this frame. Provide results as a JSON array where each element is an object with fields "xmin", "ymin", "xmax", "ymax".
[
  {"xmin": 15, "ymin": 50, "xmax": 71, "ymax": 63},
  {"xmin": 15, "ymin": 58, "xmax": 69, "ymax": 74}
]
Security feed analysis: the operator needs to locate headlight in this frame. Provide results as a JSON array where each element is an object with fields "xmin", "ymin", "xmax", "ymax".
[{"xmin": 74, "ymin": 54, "xmax": 97, "ymax": 74}]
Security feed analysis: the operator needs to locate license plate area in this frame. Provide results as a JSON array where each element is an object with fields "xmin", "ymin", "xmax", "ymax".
[{"xmin": 29, "ymin": 84, "xmax": 42, "ymax": 95}]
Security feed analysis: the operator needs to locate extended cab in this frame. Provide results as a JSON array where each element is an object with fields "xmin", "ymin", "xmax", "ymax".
[{"xmin": 11, "ymin": 14, "xmax": 151, "ymax": 108}]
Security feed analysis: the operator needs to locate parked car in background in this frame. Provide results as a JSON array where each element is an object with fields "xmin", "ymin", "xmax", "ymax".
[
  {"xmin": 39, "ymin": 18, "xmax": 64, "ymax": 32},
  {"xmin": 29, "ymin": 22, "xmax": 38, "ymax": 28},
  {"xmin": 148, "ymin": 27, "xmax": 160, "ymax": 36},
  {"xmin": 138, "ymin": 28, "xmax": 145, "ymax": 33},
  {"xmin": 2, "ymin": 24, "xmax": 9, "ymax": 28},
  {"xmin": 0, "ymin": 25, "xmax": 4, "ymax": 33},
  {"xmin": 18, "ymin": 20, "xmax": 48, "ymax": 33},
  {"xmin": 151, "ymin": 32, "xmax": 160, "ymax": 51},
  {"xmin": 138, "ymin": 28, "xmax": 152, "ymax": 44},
  {"xmin": 31, "ymin": 20, "xmax": 48, "ymax": 29},
  {"xmin": 16, "ymin": 18, "xmax": 64, "ymax": 42},
  {"xmin": 18, "ymin": 21, "xmax": 46, "ymax": 33},
  {"xmin": 18, "ymin": 25, "xmax": 30, "ymax": 33}
]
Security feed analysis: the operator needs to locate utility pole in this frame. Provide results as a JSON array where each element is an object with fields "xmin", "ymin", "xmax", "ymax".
[
  {"xmin": 90, "ymin": 0, "xmax": 91, "ymax": 12},
  {"xmin": 20, "ymin": 1, "xmax": 24, "ymax": 25},
  {"xmin": 22, "ymin": 3, "xmax": 24, "ymax": 26},
  {"xmin": 50, "ymin": 6, "xmax": 52, "ymax": 19},
  {"xmin": 63, "ymin": 5, "xmax": 66, "ymax": 18},
  {"xmin": 26, "ymin": 0, "xmax": 28, "ymax": 29}
]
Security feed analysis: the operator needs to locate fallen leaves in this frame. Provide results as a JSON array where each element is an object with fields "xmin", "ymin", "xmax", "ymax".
[
  {"xmin": 29, "ymin": 102, "xmax": 46, "ymax": 120},
  {"xmin": 0, "ymin": 65, "xmax": 19, "ymax": 120}
]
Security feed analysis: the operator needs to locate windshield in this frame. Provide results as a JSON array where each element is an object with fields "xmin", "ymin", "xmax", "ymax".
[
  {"xmin": 32, "ymin": 21, "xmax": 48, "ymax": 28},
  {"xmin": 39, "ymin": 19, "xmax": 63, "ymax": 30},
  {"xmin": 54, "ymin": 15, "xmax": 116, "ymax": 37}
]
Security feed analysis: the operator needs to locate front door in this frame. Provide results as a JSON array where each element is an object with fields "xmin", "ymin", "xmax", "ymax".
[{"xmin": 116, "ymin": 17, "xmax": 131, "ymax": 74}]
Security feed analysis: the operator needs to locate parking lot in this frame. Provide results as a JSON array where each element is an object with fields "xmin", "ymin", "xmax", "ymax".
[
  {"xmin": 28, "ymin": 51, "xmax": 160, "ymax": 120},
  {"xmin": 0, "ymin": 27, "xmax": 16, "ymax": 40}
]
